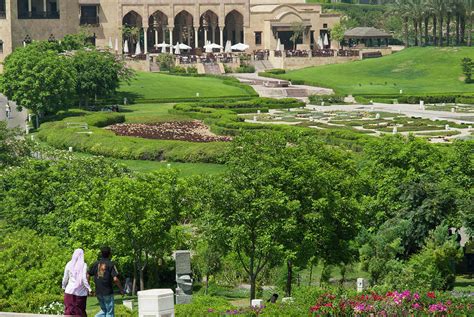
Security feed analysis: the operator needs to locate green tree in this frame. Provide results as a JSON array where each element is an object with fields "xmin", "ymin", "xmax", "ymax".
[
  {"xmin": 0, "ymin": 43, "xmax": 76, "ymax": 127},
  {"xmin": 0, "ymin": 225, "xmax": 69, "ymax": 312},
  {"xmin": 330, "ymin": 23, "xmax": 346, "ymax": 48},
  {"xmin": 71, "ymin": 49, "xmax": 133, "ymax": 107},
  {"xmin": 0, "ymin": 122, "xmax": 31, "ymax": 168},
  {"xmin": 290, "ymin": 22, "xmax": 306, "ymax": 50},
  {"xmin": 462, "ymin": 57, "xmax": 473, "ymax": 82}
]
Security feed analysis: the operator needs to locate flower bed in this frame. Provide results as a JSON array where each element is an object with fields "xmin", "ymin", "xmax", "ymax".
[
  {"xmin": 309, "ymin": 291, "xmax": 473, "ymax": 316},
  {"xmin": 107, "ymin": 120, "xmax": 232, "ymax": 143}
]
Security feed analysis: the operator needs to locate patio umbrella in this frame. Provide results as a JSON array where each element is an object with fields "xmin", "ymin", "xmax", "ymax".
[
  {"xmin": 156, "ymin": 42, "xmax": 170, "ymax": 53},
  {"xmin": 174, "ymin": 42, "xmax": 181, "ymax": 55},
  {"xmin": 205, "ymin": 42, "xmax": 223, "ymax": 50},
  {"xmin": 231, "ymin": 43, "xmax": 249, "ymax": 51},
  {"xmin": 108, "ymin": 37, "xmax": 113, "ymax": 49},
  {"xmin": 224, "ymin": 40, "xmax": 232, "ymax": 53},
  {"xmin": 135, "ymin": 41, "xmax": 142, "ymax": 55},
  {"xmin": 175, "ymin": 43, "xmax": 192, "ymax": 50},
  {"xmin": 115, "ymin": 38, "xmax": 119, "ymax": 52},
  {"xmin": 276, "ymin": 38, "xmax": 281, "ymax": 51},
  {"xmin": 317, "ymin": 37, "xmax": 323, "ymax": 49},
  {"xmin": 324, "ymin": 33, "xmax": 329, "ymax": 47},
  {"xmin": 204, "ymin": 41, "xmax": 213, "ymax": 53},
  {"xmin": 123, "ymin": 40, "xmax": 129, "ymax": 54}
]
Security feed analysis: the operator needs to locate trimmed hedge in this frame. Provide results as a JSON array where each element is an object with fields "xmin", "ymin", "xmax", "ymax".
[
  {"xmin": 309, "ymin": 94, "xmax": 346, "ymax": 105},
  {"xmin": 37, "ymin": 111, "xmax": 228, "ymax": 163},
  {"xmin": 266, "ymin": 68, "xmax": 286, "ymax": 75}
]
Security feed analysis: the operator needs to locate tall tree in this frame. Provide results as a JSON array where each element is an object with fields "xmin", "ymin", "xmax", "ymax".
[{"xmin": 0, "ymin": 43, "xmax": 76, "ymax": 127}]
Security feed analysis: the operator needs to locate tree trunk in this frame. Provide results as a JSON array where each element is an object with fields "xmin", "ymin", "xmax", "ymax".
[
  {"xmin": 424, "ymin": 17, "xmax": 429, "ymax": 45},
  {"xmin": 35, "ymin": 113, "xmax": 39, "ymax": 129},
  {"xmin": 404, "ymin": 17, "xmax": 409, "ymax": 47},
  {"xmin": 414, "ymin": 20, "xmax": 419, "ymax": 46},
  {"xmin": 132, "ymin": 265, "xmax": 137, "ymax": 295},
  {"xmin": 439, "ymin": 16, "xmax": 444, "ymax": 46},
  {"xmin": 419, "ymin": 20, "xmax": 423, "ymax": 46},
  {"xmin": 285, "ymin": 260, "xmax": 293, "ymax": 297},
  {"xmin": 456, "ymin": 13, "xmax": 461, "ymax": 46},
  {"xmin": 433, "ymin": 16, "xmax": 437, "ymax": 46},
  {"xmin": 249, "ymin": 274, "xmax": 256, "ymax": 301},
  {"xmin": 139, "ymin": 266, "xmax": 145, "ymax": 291},
  {"xmin": 447, "ymin": 14, "xmax": 451, "ymax": 46},
  {"xmin": 308, "ymin": 263, "xmax": 313, "ymax": 286},
  {"xmin": 468, "ymin": 16, "xmax": 473, "ymax": 47},
  {"xmin": 205, "ymin": 272, "xmax": 209, "ymax": 295},
  {"xmin": 460, "ymin": 16, "xmax": 466, "ymax": 45}
]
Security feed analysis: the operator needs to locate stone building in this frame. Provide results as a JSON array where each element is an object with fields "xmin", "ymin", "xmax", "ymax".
[{"xmin": 0, "ymin": 0, "xmax": 339, "ymax": 62}]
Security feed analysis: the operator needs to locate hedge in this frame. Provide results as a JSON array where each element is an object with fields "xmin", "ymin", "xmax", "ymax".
[
  {"xmin": 37, "ymin": 112, "xmax": 228, "ymax": 163},
  {"xmin": 309, "ymin": 94, "xmax": 346, "ymax": 105}
]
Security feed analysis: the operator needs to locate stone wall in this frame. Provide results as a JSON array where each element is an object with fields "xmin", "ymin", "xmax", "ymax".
[{"xmin": 269, "ymin": 54, "xmax": 358, "ymax": 70}]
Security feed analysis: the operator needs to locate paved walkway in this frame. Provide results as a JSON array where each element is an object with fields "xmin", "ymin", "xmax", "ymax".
[
  {"xmin": 0, "ymin": 95, "xmax": 28, "ymax": 130},
  {"xmin": 306, "ymin": 103, "xmax": 474, "ymax": 124}
]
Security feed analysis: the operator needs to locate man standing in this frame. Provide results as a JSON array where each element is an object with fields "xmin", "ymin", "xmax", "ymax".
[
  {"xmin": 5, "ymin": 103, "xmax": 11, "ymax": 119},
  {"xmin": 88, "ymin": 247, "xmax": 125, "ymax": 317}
]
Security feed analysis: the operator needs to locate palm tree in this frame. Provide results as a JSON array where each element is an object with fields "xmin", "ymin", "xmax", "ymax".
[
  {"xmin": 465, "ymin": 0, "xmax": 474, "ymax": 46},
  {"xmin": 430, "ymin": 0, "xmax": 447, "ymax": 46},
  {"xmin": 392, "ymin": 0, "xmax": 411, "ymax": 46}
]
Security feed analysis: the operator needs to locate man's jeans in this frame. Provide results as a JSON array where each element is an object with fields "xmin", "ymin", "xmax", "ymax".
[{"xmin": 95, "ymin": 294, "xmax": 115, "ymax": 317}]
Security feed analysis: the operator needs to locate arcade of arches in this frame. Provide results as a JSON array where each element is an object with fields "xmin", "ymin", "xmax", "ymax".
[{"xmin": 122, "ymin": 10, "xmax": 244, "ymax": 53}]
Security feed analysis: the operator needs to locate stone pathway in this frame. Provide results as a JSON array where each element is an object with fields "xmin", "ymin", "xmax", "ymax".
[
  {"xmin": 0, "ymin": 94, "xmax": 28, "ymax": 130},
  {"xmin": 306, "ymin": 103, "xmax": 474, "ymax": 124},
  {"xmin": 230, "ymin": 73, "xmax": 333, "ymax": 102}
]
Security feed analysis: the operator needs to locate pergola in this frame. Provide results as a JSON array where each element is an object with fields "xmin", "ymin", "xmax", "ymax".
[{"xmin": 344, "ymin": 27, "xmax": 392, "ymax": 47}]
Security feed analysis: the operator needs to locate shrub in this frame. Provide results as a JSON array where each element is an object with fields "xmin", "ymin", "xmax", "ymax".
[
  {"xmin": 157, "ymin": 53, "xmax": 174, "ymax": 71},
  {"xmin": 309, "ymin": 94, "xmax": 346, "ymax": 105},
  {"xmin": 187, "ymin": 66, "xmax": 198, "ymax": 74},
  {"xmin": 456, "ymin": 96, "xmax": 474, "ymax": 104},
  {"xmin": 461, "ymin": 57, "xmax": 473, "ymax": 83},
  {"xmin": 266, "ymin": 69, "xmax": 286, "ymax": 75},
  {"xmin": 224, "ymin": 64, "xmax": 233, "ymax": 74},
  {"xmin": 175, "ymin": 295, "xmax": 235, "ymax": 317},
  {"xmin": 170, "ymin": 66, "xmax": 187, "ymax": 74},
  {"xmin": 236, "ymin": 65, "xmax": 256, "ymax": 73}
]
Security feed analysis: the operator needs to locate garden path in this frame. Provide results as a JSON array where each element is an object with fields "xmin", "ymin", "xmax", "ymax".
[
  {"xmin": 0, "ymin": 95, "xmax": 27, "ymax": 130},
  {"xmin": 230, "ymin": 73, "xmax": 333, "ymax": 101}
]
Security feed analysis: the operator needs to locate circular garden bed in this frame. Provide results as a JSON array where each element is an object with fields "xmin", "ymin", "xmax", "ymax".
[{"xmin": 106, "ymin": 120, "xmax": 232, "ymax": 143}]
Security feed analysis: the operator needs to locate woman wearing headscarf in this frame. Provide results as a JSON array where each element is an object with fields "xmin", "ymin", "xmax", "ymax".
[{"xmin": 62, "ymin": 248, "xmax": 92, "ymax": 316}]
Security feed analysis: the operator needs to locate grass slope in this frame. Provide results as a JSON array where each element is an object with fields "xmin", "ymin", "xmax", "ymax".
[
  {"xmin": 280, "ymin": 47, "xmax": 474, "ymax": 95},
  {"xmin": 118, "ymin": 72, "xmax": 252, "ymax": 100}
]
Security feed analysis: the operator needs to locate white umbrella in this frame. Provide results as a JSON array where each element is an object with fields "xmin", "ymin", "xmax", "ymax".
[
  {"xmin": 276, "ymin": 38, "xmax": 281, "ymax": 51},
  {"xmin": 324, "ymin": 33, "xmax": 329, "ymax": 47},
  {"xmin": 123, "ymin": 40, "xmax": 129, "ymax": 54},
  {"xmin": 135, "ymin": 41, "xmax": 142, "ymax": 55},
  {"xmin": 224, "ymin": 40, "xmax": 232, "ymax": 53},
  {"xmin": 209, "ymin": 43, "xmax": 223, "ymax": 49},
  {"xmin": 174, "ymin": 42, "xmax": 181, "ymax": 55},
  {"xmin": 318, "ymin": 37, "xmax": 324, "ymax": 49},
  {"xmin": 231, "ymin": 43, "xmax": 249, "ymax": 51},
  {"xmin": 204, "ymin": 41, "xmax": 212, "ymax": 53},
  {"xmin": 174, "ymin": 43, "xmax": 192, "ymax": 50},
  {"xmin": 115, "ymin": 38, "xmax": 119, "ymax": 52},
  {"xmin": 108, "ymin": 37, "xmax": 113, "ymax": 49},
  {"xmin": 155, "ymin": 42, "xmax": 170, "ymax": 48}
]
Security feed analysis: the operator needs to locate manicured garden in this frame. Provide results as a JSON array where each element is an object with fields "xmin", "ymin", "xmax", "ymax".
[{"xmin": 267, "ymin": 47, "xmax": 474, "ymax": 95}]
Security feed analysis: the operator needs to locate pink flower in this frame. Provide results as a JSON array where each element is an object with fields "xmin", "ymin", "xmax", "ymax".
[
  {"xmin": 412, "ymin": 303, "xmax": 422, "ymax": 310},
  {"xmin": 414, "ymin": 293, "xmax": 420, "ymax": 300}
]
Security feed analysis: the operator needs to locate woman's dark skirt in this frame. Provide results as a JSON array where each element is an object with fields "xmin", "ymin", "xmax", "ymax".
[{"xmin": 64, "ymin": 293, "xmax": 87, "ymax": 317}]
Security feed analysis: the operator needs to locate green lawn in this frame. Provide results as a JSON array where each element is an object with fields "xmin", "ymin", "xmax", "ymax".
[
  {"xmin": 118, "ymin": 72, "xmax": 253, "ymax": 100},
  {"xmin": 280, "ymin": 47, "xmax": 474, "ymax": 95},
  {"xmin": 121, "ymin": 103, "xmax": 190, "ymax": 123}
]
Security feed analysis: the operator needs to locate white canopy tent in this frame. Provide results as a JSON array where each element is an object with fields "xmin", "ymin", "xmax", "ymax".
[
  {"xmin": 231, "ymin": 43, "xmax": 249, "ymax": 51},
  {"xmin": 276, "ymin": 38, "xmax": 281, "ymax": 51},
  {"xmin": 324, "ymin": 33, "xmax": 329, "ymax": 47},
  {"xmin": 108, "ymin": 37, "xmax": 113, "ymax": 49},
  {"xmin": 114, "ymin": 38, "xmax": 119, "ymax": 52}
]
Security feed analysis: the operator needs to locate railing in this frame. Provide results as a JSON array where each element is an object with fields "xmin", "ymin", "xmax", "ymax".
[
  {"xmin": 285, "ymin": 50, "xmax": 309, "ymax": 58},
  {"xmin": 80, "ymin": 16, "xmax": 99, "ymax": 25},
  {"xmin": 311, "ymin": 49, "xmax": 336, "ymax": 57},
  {"xmin": 0, "ymin": 11, "xmax": 6, "ymax": 19},
  {"xmin": 337, "ymin": 50, "xmax": 359, "ymax": 57},
  {"xmin": 254, "ymin": 50, "xmax": 269, "ymax": 61},
  {"xmin": 274, "ymin": 50, "xmax": 282, "ymax": 57},
  {"xmin": 18, "ymin": 11, "xmax": 60, "ymax": 19}
]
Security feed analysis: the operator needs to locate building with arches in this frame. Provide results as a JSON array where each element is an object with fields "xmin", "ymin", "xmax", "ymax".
[{"xmin": 0, "ymin": 0, "xmax": 340, "ymax": 62}]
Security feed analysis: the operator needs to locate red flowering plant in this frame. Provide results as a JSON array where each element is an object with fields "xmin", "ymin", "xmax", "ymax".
[{"xmin": 307, "ymin": 290, "xmax": 474, "ymax": 317}]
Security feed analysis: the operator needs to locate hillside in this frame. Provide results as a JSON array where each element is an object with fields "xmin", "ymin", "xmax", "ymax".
[{"xmin": 280, "ymin": 47, "xmax": 474, "ymax": 95}]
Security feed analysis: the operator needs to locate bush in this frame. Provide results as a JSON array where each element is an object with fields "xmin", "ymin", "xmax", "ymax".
[
  {"xmin": 175, "ymin": 295, "xmax": 235, "ymax": 317},
  {"xmin": 224, "ymin": 64, "xmax": 233, "ymax": 74},
  {"xmin": 456, "ymin": 96, "xmax": 474, "ymax": 104},
  {"xmin": 236, "ymin": 65, "xmax": 256, "ymax": 73},
  {"xmin": 187, "ymin": 66, "xmax": 198, "ymax": 74},
  {"xmin": 309, "ymin": 94, "xmax": 346, "ymax": 105},
  {"xmin": 157, "ymin": 53, "xmax": 174, "ymax": 71},
  {"xmin": 170, "ymin": 66, "xmax": 187, "ymax": 74},
  {"xmin": 266, "ymin": 69, "xmax": 286, "ymax": 75}
]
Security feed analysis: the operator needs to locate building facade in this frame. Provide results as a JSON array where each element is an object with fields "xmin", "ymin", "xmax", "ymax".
[{"xmin": 0, "ymin": 0, "xmax": 339, "ymax": 62}]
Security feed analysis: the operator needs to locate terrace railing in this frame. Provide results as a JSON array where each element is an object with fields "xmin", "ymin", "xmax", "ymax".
[
  {"xmin": 80, "ymin": 16, "xmax": 99, "ymax": 25},
  {"xmin": 311, "ymin": 49, "xmax": 336, "ymax": 57},
  {"xmin": 337, "ymin": 50, "xmax": 359, "ymax": 57}
]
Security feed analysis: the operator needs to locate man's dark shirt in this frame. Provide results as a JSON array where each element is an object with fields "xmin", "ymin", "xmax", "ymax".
[{"xmin": 88, "ymin": 258, "xmax": 119, "ymax": 296}]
